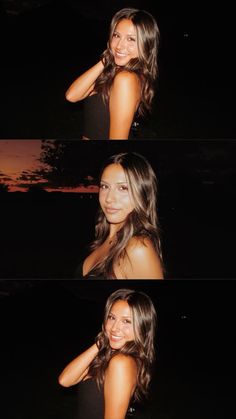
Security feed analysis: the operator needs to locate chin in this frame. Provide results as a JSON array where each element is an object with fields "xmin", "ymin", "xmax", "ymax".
[
  {"xmin": 109, "ymin": 340, "xmax": 125, "ymax": 350},
  {"xmin": 114, "ymin": 59, "xmax": 128, "ymax": 67}
]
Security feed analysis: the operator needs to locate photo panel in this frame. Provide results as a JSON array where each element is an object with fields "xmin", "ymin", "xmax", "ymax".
[
  {"xmin": 0, "ymin": 279, "xmax": 235, "ymax": 419},
  {"xmin": 1, "ymin": 1, "xmax": 234, "ymax": 139},
  {"xmin": 1, "ymin": 139, "xmax": 235, "ymax": 279}
]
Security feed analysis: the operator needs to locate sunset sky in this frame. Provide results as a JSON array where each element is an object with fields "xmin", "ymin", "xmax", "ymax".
[{"xmin": 0, "ymin": 140, "xmax": 98, "ymax": 192}]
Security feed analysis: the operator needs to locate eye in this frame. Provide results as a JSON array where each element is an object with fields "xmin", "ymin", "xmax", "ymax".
[
  {"xmin": 108, "ymin": 314, "xmax": 115, "ymax": 320},
  {"xmin": 118, "ymin": 185, "xmax": 128, "ymax": 191},
  {"xmin": 123, "ymin": 319, "xmax": 131, "ymax": 324},
  {"xmin": 100, "ymin": 183, "xmax": 108, "ymax": 190},
  {"xmin": 113, "ymin": 32, "xmax": 119, "ymax": 38},
  {"xmin": 128, "ymin": 37, "xmax": 136, "ymax": 42}
]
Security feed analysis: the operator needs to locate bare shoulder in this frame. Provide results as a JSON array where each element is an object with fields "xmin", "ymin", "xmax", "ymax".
[
  {"xmin": 106, "ymin": 354, "xmax": 137, "ymax": 386},
  {"xmin": 104, "ymin": 354, "xmax": 137, "ymax": 418},
  {"xmin": 126, "ymin": 236, "xmax": 156, "ymax": 258},
  {"xmin": 122, "ymin": 236, "xmax": 163, "ymax": 279},
  {"xmin": 109, "ymin": 70, "xmax": 141, "ymax": 138},
  {"xmin": 113, "ymin": 71, "xmax": 140, "ymax": 90},
  {"xmin": 108, "ymin": 354, "xmax": 137, "ymax": 374},
  {"xmin": 114, "ymin": 70, "xmax": 140, "ymax": 82}
]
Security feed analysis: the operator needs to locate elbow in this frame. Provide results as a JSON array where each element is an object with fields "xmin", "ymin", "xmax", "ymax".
[
  {"xmin": 58, "ymin": 374, "xmax": 71, "ymax": 388},
  {"xmin": 65, "ymin": 89, "xmax": 77, "ymax": 103}
]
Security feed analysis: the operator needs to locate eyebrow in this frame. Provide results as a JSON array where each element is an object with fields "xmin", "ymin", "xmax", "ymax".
[
  {"xmin": 114, "ymin": 30, "xmax": 136, "ymax": 37},
  {"xmin": 109, "ymin": 311, "xmax": 131, "ymax": 318},
  {"xmin": 100, "ymin": 180, "xmax": 128, "ymax": 185}
]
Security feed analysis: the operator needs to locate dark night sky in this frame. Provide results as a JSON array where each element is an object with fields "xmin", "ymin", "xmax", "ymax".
[
  {"xmin": 0, "ymin": 0, "xmax": 234, "ymax": 138},
  {"xmin": 0, "ymin": 279, "xmax": 235, "ymax": 418}
]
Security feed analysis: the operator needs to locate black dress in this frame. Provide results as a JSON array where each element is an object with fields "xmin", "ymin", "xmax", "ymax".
[
  {"xmin": 77, "ymin": 379, "xmax": 146, "ymax": 419},
  {"xmin": 74, "ymin": 261, "xmax": 107, "ymax": 280},
  {"xmin": 83, "ymin": 94, "xmax": 109, "ymax": 139},
  {"xmin": 77, "ymin": 379, "xmax": 104, "ymax": 419},
  {"xmin": 83, "ymin": 93, "xmax": 137, "ymax": 140}
]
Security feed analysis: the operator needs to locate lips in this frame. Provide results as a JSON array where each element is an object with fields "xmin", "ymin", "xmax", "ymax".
[
  {"xmin": 115, "ymin": 51, "xmax": 127, "ymax": 57},
  {"xmin": 105, "ymin": 207, "xmax": 120, "ymax": 214},
  {"xmin": 109, "ymin": 334, "xmax": 123, "ymax": 342},
  {"xmin": 114, "ymin": 51, "xmax": 129, "ymax": 62}
]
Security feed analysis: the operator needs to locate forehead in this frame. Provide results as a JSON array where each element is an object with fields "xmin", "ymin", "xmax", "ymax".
[
  {"xmin": 110, "ymin": 299, "xmax": 132, "ymax": 316},
  {"xmin": 114, "ymin": 18, "xmax": 136, "ymax": 35},
  {"xmin": 101, "ymin": 163, "xmax": 127, "ymax": 183}
]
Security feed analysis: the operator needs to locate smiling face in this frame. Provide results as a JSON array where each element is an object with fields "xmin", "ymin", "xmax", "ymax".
[
  {"xmin": 105, "ymin": 300, "xmax": 135, "ymax": 349},
  {"xmin": 110, "ymin": 18, "xmax": 139, "ymax": 66},
  {"xmin": 99, "ymin": 163, "xmax": 135, "ymax": 232}
]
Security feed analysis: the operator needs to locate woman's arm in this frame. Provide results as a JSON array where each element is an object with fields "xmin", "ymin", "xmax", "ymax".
[
  {"xmin": 58, "ymin": 343, "xmax": 98, "ymax": 387},
  {"xmin": 109, "ymin": 71, "xmax": 141, "ymax": 140},
  {"xmin": 65, "ymin": 61, "xmax": 104, "ymax": 102},
  {"xmin": 115, "ymin": 237, "xmax": 164, "ymax": 279},
  {"xmin": 104, "ymin": 354, "xmax": 137, "ymax": 419}
]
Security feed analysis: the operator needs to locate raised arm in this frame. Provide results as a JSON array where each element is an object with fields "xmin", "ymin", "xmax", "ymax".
[
  {"xmin": 109, "ymin": 71, "xmax": 141, "ymax": 140},
  {"xmin": 115, "ymin": 237, "xmax": 164, "ymax": 279},
  {"xmin": 65, "ymin": 61, "xmax": 104, "ymax": 102},
  {"xmin": 58, "ymin": 343, "xmax": 98, "ymax": 387},
  {"xmin": 104, "ymin": 354, "xmax": 137, "ymax": 419}
]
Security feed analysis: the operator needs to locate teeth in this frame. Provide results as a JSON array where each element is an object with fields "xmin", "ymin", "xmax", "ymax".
[
  {"xmin": 111, "ymin": 334, "xmax": 122, "ymax": 340},
  {"xmin": 116, "ymin": 52, "xmax": 126, "ymax": 57}
]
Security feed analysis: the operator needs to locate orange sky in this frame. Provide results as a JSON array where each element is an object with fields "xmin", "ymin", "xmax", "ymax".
[{"xmin": 0, "ymin": 140, "xmax": 98, "ymax": 192}]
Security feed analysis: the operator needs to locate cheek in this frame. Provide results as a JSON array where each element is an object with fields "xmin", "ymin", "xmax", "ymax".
[
  {"xmin": 99, "ymin": 191, "xmax": 105, "ymax": 206},
  {"xmin": 124, "ymin": 197, "xmax": 134, "ymax": 213},
  {"xmin": 124, "ymin": 325, "xmax": 134, "ymax": 338},
  {"xmin": 104, "ymin": 321, "xmax": 110, "ymax": 333},
  {"xmin": 110, "ymin": 38, "xmax": 116, "ymax": 50},
  {"xmin": 131, "ymin": 47, "xmax": 139, "ymax": 58},
  {"xmin": 130, "ymin": 42, "xmax": 139, "ymax": 58}
]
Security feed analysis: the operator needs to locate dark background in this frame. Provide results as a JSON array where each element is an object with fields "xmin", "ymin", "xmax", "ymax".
[
  {"xmin": 1, "ymin": 140, "xmax": 236, "ymax": 279},
  {"xmin": 0, "ymin": 279, "xmax": 235, "ymax": 419},
  {"xmin": 0, "ymin": 0, "xmax": 234, "ymax": 138}
]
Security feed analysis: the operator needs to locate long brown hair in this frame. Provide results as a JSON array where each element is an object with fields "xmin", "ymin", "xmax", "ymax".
[
  {"xmin": 88, "ymin": 288, "xmax": 157, "ymax": 401},
  {"xmin": 94, "ymin": 8, "xmax": 160, "ymax": 116},
  {"xmin": 88, "ymin": 152, "xmax": 163, "ymax": 279}
]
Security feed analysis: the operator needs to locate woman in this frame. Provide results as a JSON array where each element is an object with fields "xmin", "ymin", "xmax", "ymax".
[
  {"xmin": 65, "ymin": 8, "xmax": 160, "ymax": 139},
  {"xmin": 76, "ymin": 152, "xmax": 164, "ymax": 279},
  {"xmin": 58, "ymin": 288, "xmax": 157, "ymax": 419}
]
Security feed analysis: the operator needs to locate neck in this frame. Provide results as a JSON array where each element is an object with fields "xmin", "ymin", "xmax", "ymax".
[{"xmin": 109, "ymin": 222, "xmax": 123, "ymax": 239}]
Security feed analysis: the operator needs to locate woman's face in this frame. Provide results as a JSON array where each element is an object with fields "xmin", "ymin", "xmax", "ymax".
[
  {"xmin": 99, "ymin": 163, "xmax": 135, "ymax": 231},
  {"xmin": 105, "ymin": 300, "xmax": 135, "ymax": 349},
  {"xmin": 110, "ymin": 18, "xmax": 139, "ymax": 66}
]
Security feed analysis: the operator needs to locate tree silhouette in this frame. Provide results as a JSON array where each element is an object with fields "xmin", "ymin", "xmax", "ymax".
[
  {"xmin": 27, "ymin": 184, "xmax": 48, "ymax": 193},
  {"xmin": 36, "ymin": 140, "xmax": 101, "ymax": 188},
  {"xmin": 18, "ymin": 139, "xmax": 141, "ymax": 190},
  {"xmin": 38, "ymin": 139, "xmax": 133, "ymax": 188},
  {"xmin": 0, "ymin": 183, "xmax": 9, "ymax": 192}
]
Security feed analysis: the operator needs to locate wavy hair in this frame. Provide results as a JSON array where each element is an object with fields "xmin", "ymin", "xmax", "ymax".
[
  {"xmin": 88, "ymin": 152, "xmax": 163, "ymax": 279},
  {"xmin": 94, "ymin": 8, "xmax": 160, "ymax": 116},
  {"xmin": 88, "ymin": 288, "xmax": 157, "ymax": 401}
]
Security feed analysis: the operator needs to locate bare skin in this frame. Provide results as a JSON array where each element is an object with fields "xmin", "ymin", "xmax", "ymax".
[
  {"xmin": 114, "ymin": 236, "xmax": 163, "ymax": 279},
  {"xmin": 59, "ymin": 301, "xmax": 138, "ymax": 419},
  {"xmin": 104, "ymin": 354, "xmax": 137, "ymax": 419},
  {"xmin": 65, "ymin": 60, "xmax": 104, "ymax": 102},
  {"xmin": 109, "ymin": 71, "xmax": 140, "ymax": 139},
  {"xmin": 83, "ymin": 163, "xmax": 163, "ymax": 279},
  {"xmin": 65, "ymin": 18, "xmax": 142, "ymax": 139},
  {"xmin": 58, "ymin": 343, "xmax": 99, "ymax": 387},
  {"xmin": 82, "ymin": 235, "xmax": 114, "ymax": 276},
  {"xmin": 59, "ymin": 345, "xmax": 137, "ymax": 419},
  {"xmin": 66, "ymin": 65, "xmax": 140, "ymax": 140}
]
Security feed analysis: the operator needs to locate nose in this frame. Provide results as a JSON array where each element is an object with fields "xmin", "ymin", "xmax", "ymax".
[
  {"xmin": 105, "ymin": 187, "xmax": 117, "ymax": 204},
  {"xmin": 117, "ymin": 37, "xmax": 126, "ymax": 50},
  {"xmin": 111, "ymin": 319, "xmax": 121, "ymax": 333}
]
